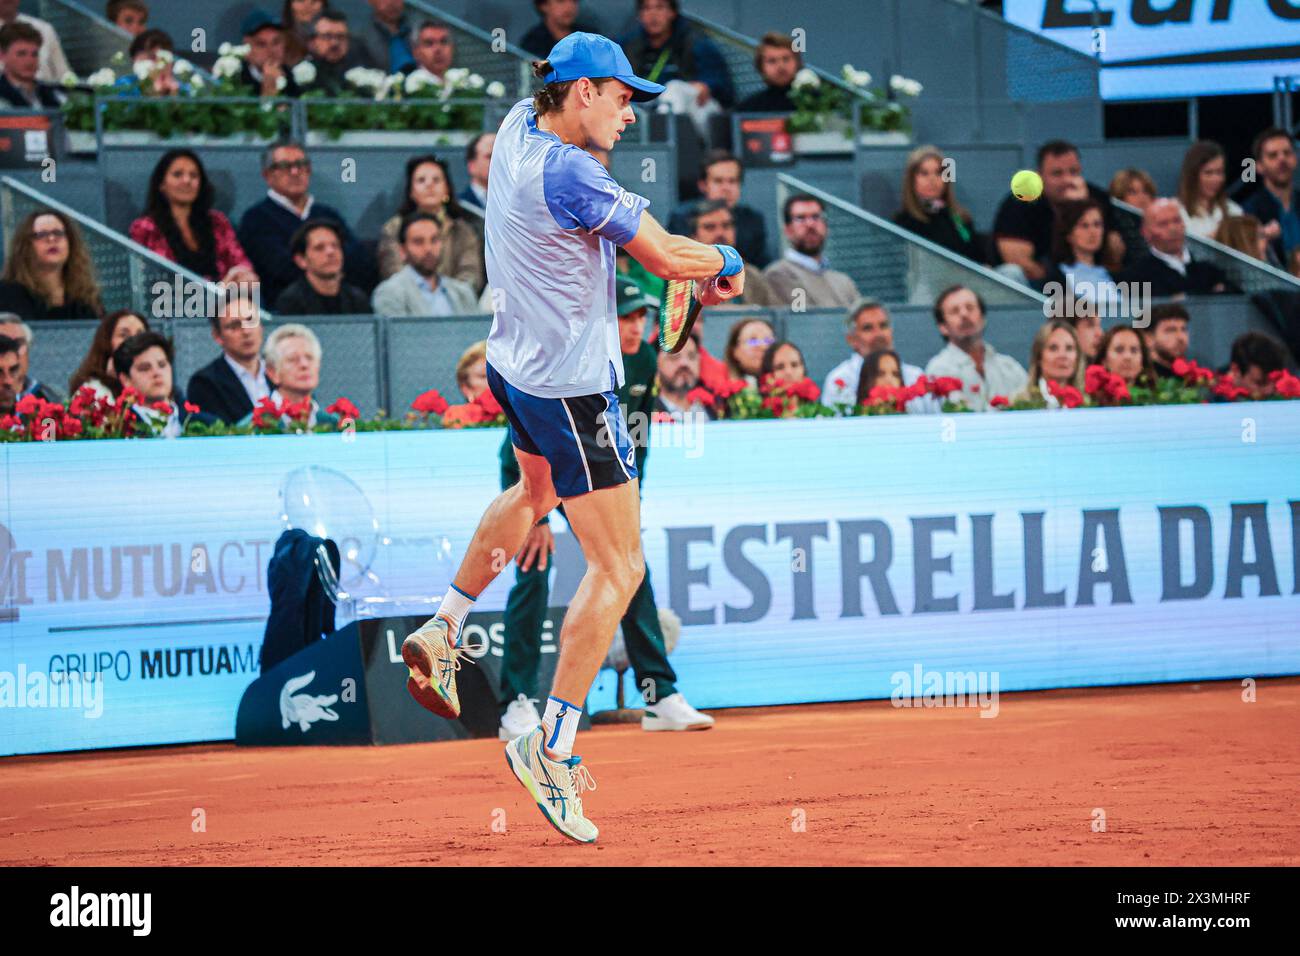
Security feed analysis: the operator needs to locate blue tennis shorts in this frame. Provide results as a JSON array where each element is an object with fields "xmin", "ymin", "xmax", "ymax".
[{"xmin": 486, "ymin": 362, "xmax": 638, "ymax": 499}]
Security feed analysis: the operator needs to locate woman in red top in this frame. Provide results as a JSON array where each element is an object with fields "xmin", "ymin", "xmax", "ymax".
[{"xmin": 129, "ymin": 148, "xmax": 259, "ymax": 287}]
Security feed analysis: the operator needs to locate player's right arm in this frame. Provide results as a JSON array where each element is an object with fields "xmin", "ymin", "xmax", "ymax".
[{"xmin": 624, "ymin": 211, "xmax": 734, "ymax": 281}]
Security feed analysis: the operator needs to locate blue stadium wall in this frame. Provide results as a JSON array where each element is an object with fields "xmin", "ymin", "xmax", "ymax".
[{"xmin": 3, "ymin": 403, "xmax": 1299, "ymax": 756}]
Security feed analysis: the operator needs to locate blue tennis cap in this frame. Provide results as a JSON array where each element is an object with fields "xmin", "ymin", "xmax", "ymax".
[{"xmin": 544, "ymin": 33, "xmax": 665, "ymax": 102}]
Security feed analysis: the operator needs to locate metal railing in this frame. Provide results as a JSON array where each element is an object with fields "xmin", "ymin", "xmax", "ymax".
[
  {"xmin": 776, "ymin": 173, "xmax": 1046, "ymax": 308},
  {"xmin": 0, "ymin": 174, "xmax": 223, "ymax": 317},
  {"xmin": 1111, "ymin": 197, "xmax": 1300, "ymax": 296},
  {"xmin": 1273, "ymin": 75, "xmax": 1298, "ymax": 136},
  {"xmin": 30, "ymin": 0, "xmax": 130, "ymax": 79}
]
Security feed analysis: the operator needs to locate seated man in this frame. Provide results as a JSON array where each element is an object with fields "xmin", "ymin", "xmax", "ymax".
[
  {"xmin": 371, "ymin": 212, "xmax": 478, "ymax": 316},
  {"xmin": 1119, "ymin": 199, "xmax": 1235, "ymax": 296},
  {"xmin": 106, "ymin": 0, "xmax": 149, "ymax": 36},
  {"xmin": 237, "ymin": 141, "xmax": 365, "ymax": 308},
  {"xmin": 923, "ymin": 285, "xmax": 1028, "ymax": 410},
  {"xmin": 0, "ymin": 315, "xmax": 65, "ymax": 403},
  {"xmin": 518, "ymin": 0, "xmax": 596, "ymax": 59},
  {"xmin": 186, "ymin": 294, "xmax": 273, "ymax": 424},
  {"xmin": 114, "ymin": 331, "xmax": 214, "ymax": 436},
  {"xmin": 1239, "ymin": 128, "xmax": 1298, "ymax": 264},
  {"xmin": 654, "ymin": 330, "xmax": 715, "ymax": 422},
  {"xmin": 351, "ymin": 0, "xmax": 415, "ymax": 73},
  {"xmin": 821, "ymin": 299, "xmax": 933, "ymax": 412},
  {"xmin": 1224, "ymin": 331, "xmax": 1289, "ymax": 399},
  {"xmin": 459, "ymin": 133, "xmax": 494, "ymax": 213},
  {"xmin": 238, "ymin": 10, "xmax": 301, "ymax": 98},
  {"xmin": 992, "ymin": 140, "xmax": 1125, "ymax": 284},
  {"xmin": 253, "ymin": 323, "xmax": 336, "ymax": 428},
  {"xmin": 276, "ymin": 221, "xmax": 371, "ymax": 315},
  {"xmin": 1142, "ymin": 302, "xmax": 1192, "ymax": 379},
  {"xmin": 763, "ymin": 194, "xmax": 861, "ymax": 309},
  {"xmin": 689, "ymin": 200, "xmax": 776, "ymax": 306},
  {"xmin": 0, "ymin": 0, "xmax": 70, "ymax": 83},
  {"xmin": 306, "ymin": 8, "xmax": 359, "ymax": 95},
  {"xmin": 0, "ymin": 334, "xmax": 21, "ymax": 414},
  {"xmin": 620, "ymin": 0, "xmax": 733, "ymax": 108},
  {"xmin": 402, "ymin": 19, "xmax": 454, "ymax": 80},
  {"xmin": 735, "ymin": 32, "xmax": 799, "ymax": 113},
  {"xmin": 668, "ymin": 151, "xmax": 769, "ymax": 267},
  {"xmin": 0, "ymin": 22, "xmax": 63, "ymax": 109}
]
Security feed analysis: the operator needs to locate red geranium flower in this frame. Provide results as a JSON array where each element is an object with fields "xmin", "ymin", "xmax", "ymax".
[
  {"xmin": 475, "ymin": 388, "xmax": 503, "ymax": 417},
  {"xmin": 0, "ymin": 414, "xmax": 22, "ymax": 430},
  {"xmin": 685, "ymin": 386, "xmax": 716, "ymax": 407},
  {"xmin": 251, "ymin": 396, "xmax": 281, "ymax": 428},
  {"xmin": 929, "ymin": 376, "xmax": 963, "ymax": 398},
  {"xmin": 1270, "ymin": 369, "xmax": 1300, "ymax": 399},
  {"xmin": 326, "ymin": 397, "xmax": 359, "ymax": 419},
  {"xmin": 59, "ymin": 415, "xmax": 83, "ymax": 438},
  {"xmin": 14, "ymin": 394, "xmax": 40, "ymax": 416},
  {"xmin": 989, "ymin": 395, "xmax": 1010, "ymax": 408},
  {"xmin": 411, "ymin": 388, "xmax": 449, "ymax": 415},
  {"xmin": 790, "ymin": 377, "xmax": 820, "ymax": 402},
  {"xmin": 1047, "ymin": 380, "xmax": 1084, "ymax": 408},
  {"xmin": 1212, "ymin": 374, "xmax": 1249, "ymax": 402},
  {"xmin": 833, "ymin": 378, "xmax": 846, "ymax": 390},
  {"xmin": 761, "ymin": 394, "xmax": 786, "ymax": 416},
  {"xmin": 442, "ymin": 403, "xmax": 488, "ymax": 427},
  {"xmin": 715, "ymin": 378, "xmax": 748, "ymax": 399},
  {"xmin": 183, "ymin": 401, "xmax": 201, "ymax": 415}
]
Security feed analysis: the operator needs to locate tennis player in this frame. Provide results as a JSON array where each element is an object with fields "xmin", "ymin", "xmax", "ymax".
[{"xmin": 401, "ymin": 32, "xmax": 744, "ymax": 844}]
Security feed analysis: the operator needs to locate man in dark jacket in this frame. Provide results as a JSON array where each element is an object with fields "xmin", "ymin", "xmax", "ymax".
[
  {"xmin": 0, "ymin": 22, "xmax": 63, "ymax": 109},
  {"xmin": 186, "ymin": 295, "xmax": 274, "ymax": 424},
  {"xmin": 275, "ymin": 221, "xmax": 371, "ymax": 315},
  {"xmin": 237, "ymin": 141, "xmax": 366, "ymax": 308},
  {"xmin": 518, "ymin": 0, "xmax": 599, "ymax": 58},
  {"xmin": 1118, "ymin": 199, "xmax": 1235, "ymax": 297},
  {"xmin": 237, "ymin": 10, "xmax": 301, "ymax": 98},
  {"xmin": 619, "ymin": 0, "xmax": 733, "ymax": 108},
  {"xmin": 735, "ymin": 32, "xmax": 799, "ymax": 113}
]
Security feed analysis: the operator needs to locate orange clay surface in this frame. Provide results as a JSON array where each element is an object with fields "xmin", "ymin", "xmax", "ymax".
[{"xmin": 2, "ymin": 678, "xmax": 1297, "ymax": 866}]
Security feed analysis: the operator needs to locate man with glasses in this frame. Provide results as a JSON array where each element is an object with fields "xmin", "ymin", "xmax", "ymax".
[
  {"xmin": 763, "ymin": 193, "xmax": 861, "ymax": 308},
  {"xmin": 237, "ymin": 141, "xmax": 365, "ymax": 309},
  {"xmin": 306, "ymin": 8, "xmax": 359, "ymax": 95},
  {"xmin": 402, "ymin": 20, "xmax": 455, "ymax": 81},
  {"xmin": 186, "ymin": 294, "xmax": 274, "ymax": 425}
]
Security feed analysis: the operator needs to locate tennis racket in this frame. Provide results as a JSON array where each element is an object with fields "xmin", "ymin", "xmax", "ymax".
[{"xmin": 658, "ymin": 277, "xmax": 732, "ymax": 353}]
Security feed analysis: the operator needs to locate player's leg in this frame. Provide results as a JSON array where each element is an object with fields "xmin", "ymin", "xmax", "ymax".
[{"xmin": 498, "ymin": 551, "xmax": 550, "ymax": 739}]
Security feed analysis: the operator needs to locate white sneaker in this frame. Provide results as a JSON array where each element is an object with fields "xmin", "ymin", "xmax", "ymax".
[
  {"xmin": 504, "ymin": 726, "xmax": 599, "ymax": 844},
  {"xmin": 642, "ymin": 692, "xmax": 715, "ymax": 732},
  {"xmin": 498, "ymin": 693, "xmax": 541, "ymax": 741}
]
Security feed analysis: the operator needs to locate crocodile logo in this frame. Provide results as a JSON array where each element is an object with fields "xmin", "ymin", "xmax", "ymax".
[{"xmin": 280, "ymin": 670, "xmax": 340, "ymax": 732}]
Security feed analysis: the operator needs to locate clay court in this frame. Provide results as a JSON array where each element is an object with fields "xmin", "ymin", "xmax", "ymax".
[{"xmin": 2, "ymin": 678, "xmax": 1297, "ymax": 867}]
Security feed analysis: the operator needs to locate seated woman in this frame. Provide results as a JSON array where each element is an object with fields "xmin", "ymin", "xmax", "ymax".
[
  {"xmin": 129, "ymin": 149, "xmax": 259, "ymax": 286},
  {"xmin": 1012, "ymin": 319, "xmax": 1086, "ymax": 406},
  {"xmin": 1176, "ymin": 140, "xmax": 1243, "ymax": 240},
  {"xmin": 1096, "ymin": 324, "xmax": 1157, "ymax": 395},
  {"xmin": 722, "ymin": 316, "xmax": 775, "ymax": 388},
  {"xmin": 892, "ymin": 145, "xmax": 987, "ymax": 264},
  {"xmin": 68, "ymin": 309, "xmax": 149, "ymax": 399},
  {"xmin": 854, "ymin": 348, "xmax": 903, "ymax": 405},
  {"xmin": 376, "ymin": 155, "xmax": 485, "ymax": 292},
  {"xmin": 1041, "ymin": 198, "xmax": 1117, "ymax": 301},
  {"xmin": 0, "ymin": 210, "xmax": 104, "ymax": 320},
  {"xmin": 1108, "ymin": 167, "xmax": 1157, "ymax": 212},
  {"xmin": 1213, "ymin": 214, "xmax": 1282, "ymax": 268},
  {"xmin": 280, "ymin": 0, "xmax": 323, "ymax": 66}
]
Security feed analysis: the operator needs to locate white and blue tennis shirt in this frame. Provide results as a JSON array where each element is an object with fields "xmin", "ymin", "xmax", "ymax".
[{"xmin": 483, "ymin": 98, "xmax": 650, "ymax": 399}]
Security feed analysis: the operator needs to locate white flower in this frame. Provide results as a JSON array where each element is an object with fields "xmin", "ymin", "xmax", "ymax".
[
  {"xmin": 275, "ymin": 74, "xmax": 287, "ymax": 92},
  {"xmin": 218, "ymin": 42, "xmax": 232, "ymax": 56},
  {"xmin": 841, "ymin": 64, "xmax": 872, "ymax": 88},
  {"xmin": 467, "ymin": 72, "xmax": 485, "ymax": 90},
  {"xmin": 486, "ymin": 80, "xmax": 506, "ymax": 98},
  {"xmin": 154, "ymin": 48, "xmax": 173, "ymax": 64},
  {"xmin": 87, "ymin": 67, "xmax": 117, "ymax": 88},
  {"xmin": 791, "ymin": 67, "xmax": 820, "ymax": 90},
  {"xmin": 189, "ymin": 73, "xmax": 206, "ymax": 90},
  {"xmin": 404, "ymin": 70, "xmax": 430, "ymax": 94},
  {"xmin": 377, "ymin": 73, "xmax": 403, "ymax": 100},
  {"xmin": 212, "ymin": 55, "xmax": 242, "ymax": 79},
  {"xmin": 232, "ymin": 44, "xmax": 251, "ymax": 58},
  {"xmin": 132, "ymin": 59, "xmax": 156, "ymax": 81},
  {"xmin": 291, "ymin": 60, "xmax": 317, "ymax": 86},
  {"xmin": 345, "ymin": 66, "xmax": 385, "ymax": 89},
  {"xmin": 445, "ymin": 67, "xmax": 469, "ymax": 88},
  {"xmin": 60, "ymin": 71, "xmax": 79, "ymax": 88},
  {"xmin": 111, "ymin": 50, "xmax": 127, "ymax": 67},
  {"xmin": 890, "ymin": 74, "xmax": 923, "ymax": 96},
  {"xmin": 173, "ymin": 58, "xmax": 194, "ymax": 77}
]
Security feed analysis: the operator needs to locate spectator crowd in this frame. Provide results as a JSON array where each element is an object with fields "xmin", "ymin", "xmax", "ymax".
[{"xmin": 0, "ymin": 0, "xmax": 1297, "ymax": 437}]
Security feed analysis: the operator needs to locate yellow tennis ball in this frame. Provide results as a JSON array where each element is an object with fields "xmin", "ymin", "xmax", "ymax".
[{"xmin": 1011, "ymin": 170, "xmax": 1043, "ymax": 202}]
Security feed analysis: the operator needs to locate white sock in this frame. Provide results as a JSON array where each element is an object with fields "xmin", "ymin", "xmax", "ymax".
[
  {"xmin": 541, "ymin": 695, "xmax": 582, "ymax": 759},
  {"xmin": 436, "ymin": 583, "xmax": 476, "ymax": 646}
]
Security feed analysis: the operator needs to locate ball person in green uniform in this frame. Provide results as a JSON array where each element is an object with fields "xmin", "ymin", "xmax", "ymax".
[{"xmin": 494, "ymin": 280, "xmax": 715, "ymax": 739}]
